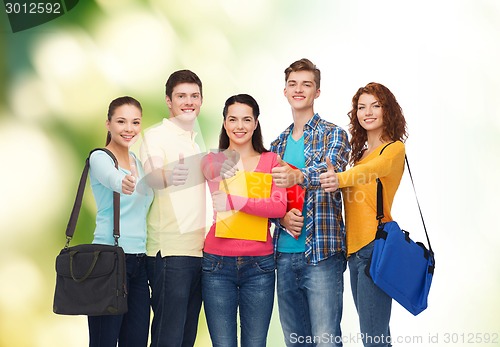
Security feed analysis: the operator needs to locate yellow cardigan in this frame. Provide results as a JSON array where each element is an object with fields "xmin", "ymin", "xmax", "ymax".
[{"xmin": 338, "ymin": 141, "xmax": 405, "ymax": 255}]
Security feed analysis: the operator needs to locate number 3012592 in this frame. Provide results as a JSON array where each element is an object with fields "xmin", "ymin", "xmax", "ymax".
[{"xmin": 5, "ymin": 2, "xmax": 62, "ymax": 14}]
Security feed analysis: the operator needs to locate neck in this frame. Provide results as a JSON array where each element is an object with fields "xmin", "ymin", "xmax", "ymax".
[
  {"xmin": 169, "ymin": 116, "xmax": 195, "ymax": 132},
  {"xmin": 366, "ymin": 129, "xmax": 385, "ymax": 151},
  {"xmin": 291, "ymin": 109, "xmax": 314, "ymax": 138},
  {"xmin": 105, "ymin": 143, "xmax": 130, "ymax": 164},
  {"xmin": 228, "ymin": 143, "xmax": 258, "ymax": 159}
]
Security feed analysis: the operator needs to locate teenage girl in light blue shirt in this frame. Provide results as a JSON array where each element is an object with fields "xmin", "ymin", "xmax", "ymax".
[{"xmin": 87, "ymin": 96, "xmax": 153, "ymax": 347}]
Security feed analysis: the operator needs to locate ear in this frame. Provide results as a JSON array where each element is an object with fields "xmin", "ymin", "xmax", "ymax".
[
  {"xmin": 165, "ymin": 95, "xmax": 172, "ymax": 109},
  {"xmin": 315, "ymin": 88, "xmax": 321, "ymax": 99},
  {"xmin": 105, "ymin": 119, "xmax": 110, "ymax": 131},
  {"xmin": 254, "ymin": 119, "xmax": 259, "ymax": 130},
  {"xmin": 283, "ymin": 87, "xmax": 287, "ymax": 97}
]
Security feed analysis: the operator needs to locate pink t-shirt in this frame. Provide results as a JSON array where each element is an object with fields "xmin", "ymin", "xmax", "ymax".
[{"xmin": 202, "ymin": 151, "xmax": 287, "ymax": 256}]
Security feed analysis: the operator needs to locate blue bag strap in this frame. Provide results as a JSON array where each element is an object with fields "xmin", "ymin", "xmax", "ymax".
[
  {"xmin": 65, "ymin": 148, "xmax": 120, "ymax": 247},
  {"xmin": 376, "ymin": 143, "xmax": 433, "ymax": 255}
]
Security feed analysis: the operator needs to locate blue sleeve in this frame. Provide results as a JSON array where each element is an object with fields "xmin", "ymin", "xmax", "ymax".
[{"xmin": 89, "ymin": 151, "xmax": 125, "ymax": 193}]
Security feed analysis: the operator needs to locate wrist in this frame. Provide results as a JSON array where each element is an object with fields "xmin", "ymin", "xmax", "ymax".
[{"xmin": 295, "ymin": 169, "xmax": 304, "ymax": 185}]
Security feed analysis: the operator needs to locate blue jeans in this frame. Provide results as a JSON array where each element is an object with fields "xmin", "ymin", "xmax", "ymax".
[
  {"xmin": 88, "ymin": 253, "xmax": 150, "ymax": 347},
  {"xmin": 202, "ymin": 253, "xmax": 276, "ymax": 347},
  {"xmin": 147, "ymin": 253, "xmax": 202, "ymax": 347},
  {"xmin": 349, "ymin": 242, "xmax": 392, "ymax": 347},
  {"xmin": 276, "ymin": 252, "xmax": 346, "ymax": 347}
]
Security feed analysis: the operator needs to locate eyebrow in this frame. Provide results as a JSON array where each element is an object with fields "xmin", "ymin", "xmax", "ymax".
[
  {"xmin": 115, "ymin": 117, "xmax": 141, "ymax": 120},
  {"xmin": 174, "ymin": 92, "xmax": 200, "ymax": 96},
  {"xmin": 287, "ymin": 80, "xmax": 314, "ymax": 84},
  {"xmin": 358, "ymin": 101, "xmax": 380, "ymax": 106}
]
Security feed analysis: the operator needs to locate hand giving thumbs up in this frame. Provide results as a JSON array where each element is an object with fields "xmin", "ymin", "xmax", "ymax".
[
  {"xmin": 319, "ymin": 157, "xmax": 339, "ymax": 192},
  {"xmin": 271, "ymin": 155, "xmax": 304, "ymax": 188},
  {"xmin": 172, "ymin": 153, "xmax": 189, "ymax": 186}
]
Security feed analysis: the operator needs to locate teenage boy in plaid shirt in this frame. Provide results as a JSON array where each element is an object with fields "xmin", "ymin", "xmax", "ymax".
[{"xmin": 270, "ymin": 58, "xmax": 350, "ymax": 347}]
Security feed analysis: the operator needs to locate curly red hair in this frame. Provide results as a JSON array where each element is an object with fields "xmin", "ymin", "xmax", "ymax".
[{"xmin": 347, "ymin": 82, "xmax": 408, "ymax": 165}]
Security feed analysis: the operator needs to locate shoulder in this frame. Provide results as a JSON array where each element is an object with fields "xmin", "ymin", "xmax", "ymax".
[
  {"xmin": 90, "ymin": 149, "xmax": 115, "ymax": 163},
  {"xmin": 270, "ymin": 124, "xmax": 293, "ymax": 147},
  {"xmin": 311, "ymin": 120, "xmax": 349, "ymax": 143},
  {"xmin": 262, "ymin": 151, "xmax": 278, "ymax": 162},
  {"xmin": 143, "ymin": 119, "xmax": 170, "ymax": 138},
  {"xmin": 311, "ymin": 115, "xmax": 347, "ymax": 133},
  {"xmin": 379, "ymin": 141, "xmax": 405, "ymax": 157}
]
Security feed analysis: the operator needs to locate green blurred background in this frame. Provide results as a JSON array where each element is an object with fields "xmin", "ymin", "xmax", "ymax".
[{"xmin": 1, "ymin": 0, "xmax": 499, "ymax": 346}]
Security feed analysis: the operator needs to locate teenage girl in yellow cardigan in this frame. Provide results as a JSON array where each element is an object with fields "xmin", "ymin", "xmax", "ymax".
[{"xmin": 320, "ymin": 82, "xmax": 407, "ymax": 347}]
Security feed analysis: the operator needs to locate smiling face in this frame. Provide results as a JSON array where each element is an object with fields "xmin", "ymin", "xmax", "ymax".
[
  {"xmin": 223, "ymin": 102, "xmax": 258, "ymax": 148},
  {"xmin": 166, "ymin": 82, "xmax": 202, "ymax": 122},
  {"xmin": 106, "ymin": 103, "xmax": 142, "ymax": 148},
  {"xmin": 284, "ymin": 70, "xmax": 320, "ymax": 112},
  {"xmin": 357, "ymin": 93, "xmax": 384, "ymax": 134}
]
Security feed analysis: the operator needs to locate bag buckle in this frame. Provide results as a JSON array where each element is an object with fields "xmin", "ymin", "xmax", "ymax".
[{"xmin": 64, "ymin": 237, "xmax": 72, "ymax": 249}]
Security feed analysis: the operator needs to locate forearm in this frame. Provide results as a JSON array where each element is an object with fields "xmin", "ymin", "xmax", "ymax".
[
  {"xmin": 143, "ymin": 168, "xmax": 170, "ymax": 189},
  {"xmin": 90, "ymin": 153, "xmax": 124, "ymax": 192},
  {"xmin": 228, "ymin": 192, "xmax": 286, "ymax": 218}
]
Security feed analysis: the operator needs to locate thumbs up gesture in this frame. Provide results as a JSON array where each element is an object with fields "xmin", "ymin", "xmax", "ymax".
[
  {"xmin": 319, "ymin": 157, "xmax": 339, "ymax": 192},
  {"xmin": 171, "ymin": 153, "xmax": 189, "ymax": 186},
  {"xmin": 122, "ymin": 174, "xmax": 136, "ymax": 195},
  {"xmin": 271, "ymin": 156, "xmax": 304, "ymax": 188},
  {"xmin": 220, "ymin": 150, "xmax": 239, "ymax": 179}
]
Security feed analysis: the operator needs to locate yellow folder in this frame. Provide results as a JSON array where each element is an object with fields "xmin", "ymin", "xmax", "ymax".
[{"xmin": 215, "ymin": 171, "xmax": 272, "ymax": 241}]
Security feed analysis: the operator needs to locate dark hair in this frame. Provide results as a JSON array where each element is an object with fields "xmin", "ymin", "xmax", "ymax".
[
  {"xmin": 218, "ymin": 94, "xmax": 268, "ymax": 154},
  {"xmin": 165, "ymin": 70, "xmax": 203, "ymax": 99},
  {"xmin": 285, "ymin": 58, "xmax": 321, "ymax": 89},
  {"xmin": 106, "ymin": 96, "xmax": 142, "ymax": 145},
  {"xmin": 348, "ymin": 82, "xmax": 408, "ymax": 165}
]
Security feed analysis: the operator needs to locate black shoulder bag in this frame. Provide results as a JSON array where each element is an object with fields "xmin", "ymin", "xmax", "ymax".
[{"xmin": 53, "ymin": 148, "xmax": 128, "ymax": 316}]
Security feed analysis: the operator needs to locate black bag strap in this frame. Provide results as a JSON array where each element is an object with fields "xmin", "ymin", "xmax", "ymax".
[
  {"xmin": 376, "ymin": 143, "xmax": 433, "ymax": 254},
  {"xmin": 65, "ymin": 148, "xmax": 120, "ymax": 248}
]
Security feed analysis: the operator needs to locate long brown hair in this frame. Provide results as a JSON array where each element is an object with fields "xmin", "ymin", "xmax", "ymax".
[
  {"xmin": 348, "ymin": 82, "xmax": 408, "ymax": 165},
  {"xmin": 218, "ymin": 94, "xmax": 268, "ymax": 153}
]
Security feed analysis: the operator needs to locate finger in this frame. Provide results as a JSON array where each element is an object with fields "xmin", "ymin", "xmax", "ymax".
[
  {"xmin": 229, "ymin": 149, "xmax": 239, "ymax": 163},
  {"xmin": 276, "ymin": 155, "xmax": 288, "ymax": 167},
  {"xmin": 125, "ymin": 174, "xmax": 136, "ymax": 184},
  {"xmin": 326, "ymin": 157, "xmax": 335, "ymax": 171},
  {"xmin": 179, "ymin": 153, "xmax": 184, "ymax": 165},
  {"xmin": 129, "ymin": 158, "xmax": 138, "ymax": 178}
]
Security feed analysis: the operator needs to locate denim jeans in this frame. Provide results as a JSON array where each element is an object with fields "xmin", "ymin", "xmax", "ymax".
[
  {"xmin": 147, "ymin": 253, "xmax": 202, "ymax": 347},
  {"xmin": 202, "ymin": 253, "xmax": 276, "ymax": 347},
  {"xmin": 276, "ymin": 252, "xmax": 346, "ymax": 347},
  {"xmin": 88, "ymin": 253, "xmax": 150, "ymax": 347},
  {"xmin": 349, "ymin": 242, "xmax": 392, "ymax": 347}
]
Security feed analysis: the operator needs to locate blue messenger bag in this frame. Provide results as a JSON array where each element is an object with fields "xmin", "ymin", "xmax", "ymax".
[{"xmin": 367, "ymin": 145, "xmax": 435, "ymax": 316}]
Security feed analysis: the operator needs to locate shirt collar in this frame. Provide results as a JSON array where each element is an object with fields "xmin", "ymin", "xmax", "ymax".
[
  {"xmin": 304, "ymin": 113, "xmax": 321, "ymax": 130},
  {"xmin": 163, "ymin": 118, "xmax": 198, "ymax": 141}
]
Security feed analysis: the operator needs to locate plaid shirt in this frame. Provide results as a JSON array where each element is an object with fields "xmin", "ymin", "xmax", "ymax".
[{"xmin": 270, "ymin": 113, "xmax": 350, "ymax": 264}]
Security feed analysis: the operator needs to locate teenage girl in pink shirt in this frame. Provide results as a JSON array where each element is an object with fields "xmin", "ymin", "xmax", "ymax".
[{"xmin": 201, "ymin": 94, "xmax": 287, "ymax": 347}]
